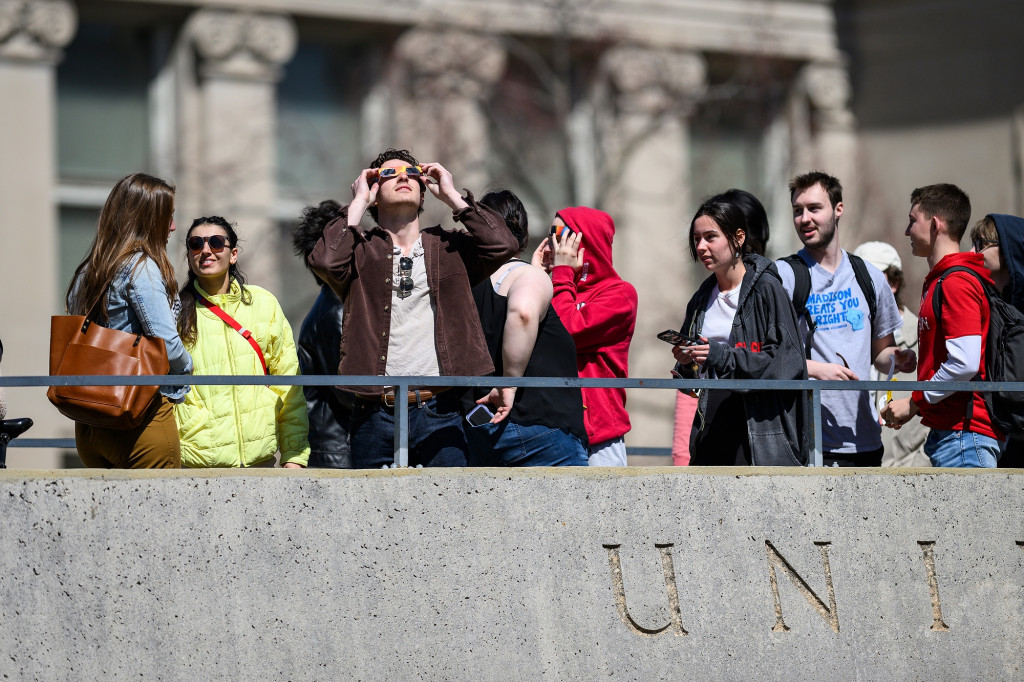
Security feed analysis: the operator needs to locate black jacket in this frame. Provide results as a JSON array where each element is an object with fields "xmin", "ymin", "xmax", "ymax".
[
  {"xmin": 297, "ymin": 285, "xmax": 352, "ymax": 468},
  {"xmin": 676, "ymin": 254, "xmax": 810, "ymax": 465}
]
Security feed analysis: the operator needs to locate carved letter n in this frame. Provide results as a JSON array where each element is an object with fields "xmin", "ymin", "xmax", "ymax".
[{"xmin": 765, "ymin": 540, "xmax": 840, "ymax": 633}]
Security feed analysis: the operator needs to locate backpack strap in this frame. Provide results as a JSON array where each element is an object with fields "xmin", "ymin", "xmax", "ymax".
[
  {"xmin": 930, "ymin": 265, "xmax": 992, "ymax": 428},
  {"xmin": 196, "ymin": 293, "xmax": 269, "ymax": 375},
  {"xmin": 847, "ymin": 253, "xmax": 878, "ymax": 327},
  {"xmin": 931, "ymin": 266, "xmax": 992, "ymax": 329},
  {"xmin": 782, "ymin": 254, "xmax": 814, "ymax": 359}
]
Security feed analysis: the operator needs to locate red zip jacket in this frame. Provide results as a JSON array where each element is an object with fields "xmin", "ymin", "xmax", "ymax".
[
  {"xmin": 913, "ymin": 252, "xmax": 1002, "ymax": 439},
  {"xmin": 550, "ymin": 207, "xmax": 638, "ymax": 445}
]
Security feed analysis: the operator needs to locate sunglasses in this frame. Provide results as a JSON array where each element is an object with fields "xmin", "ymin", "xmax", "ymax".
[
  {"xmin": 398, "ymin": 256, "xmax": 414, "ymax": 299},
  {"xmin": 187, "ymin": 235, "xmax": 228, "ymax": 253},
  {"xmin": 377, "ymin": 165, "xmax": 424, "ymax": 180},
  {"xmin": 972, "ymin": 237, "xmax": 999, "ymax": 253}
]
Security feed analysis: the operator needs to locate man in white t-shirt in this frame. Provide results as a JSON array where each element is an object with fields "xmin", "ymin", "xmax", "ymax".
[{"xmin": 775, "ymin": 171, "xmax": 916, "ymax": 466}]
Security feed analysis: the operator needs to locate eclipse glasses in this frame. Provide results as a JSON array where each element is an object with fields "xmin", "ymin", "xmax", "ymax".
[{"xmin": 375, "ymin": 165, "xmax": 424, "ymax": 180}]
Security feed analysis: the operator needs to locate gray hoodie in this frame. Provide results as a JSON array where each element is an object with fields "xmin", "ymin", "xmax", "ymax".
[{"xmin": 676, "ymin": 253, "xmax": 811, "ymax": 465}]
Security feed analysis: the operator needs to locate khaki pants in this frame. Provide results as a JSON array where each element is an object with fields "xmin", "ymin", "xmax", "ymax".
[{"xmin": 76, "ymin": 396, "xmax": 181, "ymax": 469}]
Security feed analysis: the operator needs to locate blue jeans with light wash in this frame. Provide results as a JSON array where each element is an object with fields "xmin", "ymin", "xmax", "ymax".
[
  {"xmin": 924, "ymin": 429, "xmax": 1001, "ymax": 468},
  {"xmin": 465, "ymin": 419, "xmax": 588, "ymax": 467}
]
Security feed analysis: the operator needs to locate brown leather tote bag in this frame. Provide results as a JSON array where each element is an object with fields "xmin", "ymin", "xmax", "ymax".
[{"xmin": 47, "ymin": 315, "xmax": 170, "ymax": 429}]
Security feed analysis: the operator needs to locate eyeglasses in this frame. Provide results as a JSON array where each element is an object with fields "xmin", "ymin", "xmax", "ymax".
[
  {"xmin": 377, "ymin": 165, "xmax": 424, "ymax": 180},
  {"xmin": 972, "ymin": 237, "xmax": 999, "ymax": 253},
  {"xmin": 398, "ymin": 256, "xmax": 414, "ymax": 299},
  {"xmin": 187, "ymin": 235, "xmax": 228, "ymax": 253}
]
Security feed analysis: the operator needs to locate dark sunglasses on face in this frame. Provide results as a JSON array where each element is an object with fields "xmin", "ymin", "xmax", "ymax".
[
  {"xmin": 973, "ymin": 237, "xmax": 999, "ymax": 253},
  {"xmin": 187, "ymin": 235, "xmax": 228, "ymax": 253}
]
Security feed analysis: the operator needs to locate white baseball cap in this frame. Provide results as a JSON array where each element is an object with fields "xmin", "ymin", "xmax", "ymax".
[{"xmin": 854, "ymin": 241, "xmax": 902, "ymax": 272}]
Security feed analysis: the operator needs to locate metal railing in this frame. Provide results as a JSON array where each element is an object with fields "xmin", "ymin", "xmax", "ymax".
[{"xmin": 3, "ymin": 375, "xmax": 1022, "ymax": 467}]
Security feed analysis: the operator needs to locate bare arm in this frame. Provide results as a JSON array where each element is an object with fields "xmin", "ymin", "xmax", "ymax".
[
  {"xmin": 500, "ymin": 266, "xmax": 553, "ymax": 378},
  {"xmin": 806, "ymin": 359, "xmax": 859, "ymax": 380},
  {"xmin": 475, "ymin": 265, "xmax": 553, "ymax": 424},
  {"xmin": 872, "ymin": 333, "xmax": 917, "ymax": 374}
]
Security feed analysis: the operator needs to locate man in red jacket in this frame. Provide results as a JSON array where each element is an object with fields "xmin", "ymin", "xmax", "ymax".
[
  {"xmin": 881, "ymin": 183, "xmax": 1003, "ymax": 467},
  {"xmin": 533, "ymin": 207, "xmax": 638, "ymax": 466}
]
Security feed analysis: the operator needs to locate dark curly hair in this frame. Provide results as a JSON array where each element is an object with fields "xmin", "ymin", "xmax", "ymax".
[
  {"xmin": 368, "ymin": 148, "xmax": 426, "ymax": 223},
  {"xmin": 480, "ymin": 189, "xmax": 529, "ymax": 253},
  {"xmin": 177, "ymin": 216, "xmax": 250, "ymax": 348},
  {"xmin": 293, "ymin": 200, "xmax": 342, "ymax": 286}
]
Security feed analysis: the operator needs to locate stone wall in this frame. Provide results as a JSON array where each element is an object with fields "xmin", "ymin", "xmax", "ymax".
[{"xmin": 0, "ymin": 468, "xmax": 1021, "ymax": 679}]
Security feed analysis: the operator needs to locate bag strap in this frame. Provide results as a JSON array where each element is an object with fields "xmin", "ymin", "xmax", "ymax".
[
  {"xmin": 782, "ymin": 254, "xmax": 815, "ymax": 359},
  {"xmin": 196, "ymin": 293, "xmax": 269, "ymax": 375},
  {"xmin": 931, "ymin": 266, "xmax": 992, "ymax": 329},
  {"xmin": 847, "ymin": 253, "xmax": 878, "ymax": 325},
  {"xmin": 931, "ymin": 265, "xmax": 992, "ymax": 428}
]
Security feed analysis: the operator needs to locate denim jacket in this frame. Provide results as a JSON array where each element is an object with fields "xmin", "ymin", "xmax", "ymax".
[{"xmin": 71, "ymin": 254, "xmax": 192, "ymax": 401}]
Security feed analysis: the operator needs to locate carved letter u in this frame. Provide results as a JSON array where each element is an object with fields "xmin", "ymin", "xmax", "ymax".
[{"xmin": 603, "ymin": 543, "xmax": 688, "ymax": 637}]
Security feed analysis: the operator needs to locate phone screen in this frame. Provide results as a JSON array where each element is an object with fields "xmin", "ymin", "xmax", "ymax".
[{"xmin": 657, "ymin": 330, "xmax": 700, "ymax": 346}]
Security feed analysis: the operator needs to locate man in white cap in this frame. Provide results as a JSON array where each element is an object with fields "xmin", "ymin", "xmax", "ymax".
[{"xmin": 853, "ymin": 241, "xmax": 929, "ymax": 466}]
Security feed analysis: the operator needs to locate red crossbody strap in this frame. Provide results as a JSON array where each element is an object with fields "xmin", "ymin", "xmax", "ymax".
[{"xmin": 196, "ymin": 294, "xmax": 269, "ymax": 375}]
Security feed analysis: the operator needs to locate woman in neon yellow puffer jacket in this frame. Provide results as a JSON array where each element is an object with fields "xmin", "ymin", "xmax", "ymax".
[{"xmin": 175, "ymin": 216, "xmax": 310, "ymax": 468}]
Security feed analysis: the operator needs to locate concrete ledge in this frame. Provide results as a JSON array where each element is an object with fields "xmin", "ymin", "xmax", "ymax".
[{"xmin": 0, "ymin": 468, "xmax": 1021, "ymax": 680}]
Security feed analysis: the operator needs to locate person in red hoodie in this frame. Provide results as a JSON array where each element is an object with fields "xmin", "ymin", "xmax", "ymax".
[
  {"xmin": 881, "ymin": 183, "xmax": 1003, "ymax": 467},
  {"xmin": 532, "ymin": 207, "xmax": 638, "ymax": 466}
]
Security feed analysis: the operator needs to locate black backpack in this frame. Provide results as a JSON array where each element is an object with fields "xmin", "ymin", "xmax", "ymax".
[
  {"xmin": 932, "ymin": 266, "xmax": 1024, "ymax": 439},
  {"xmin": 782, "ymin": 253, "xmax": 877, "ymax": 359}
]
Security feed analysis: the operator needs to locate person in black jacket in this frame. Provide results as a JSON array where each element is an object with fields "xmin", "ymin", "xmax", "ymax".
[
  {"xmin": 672, "ymin": 194, "xmax": 810, "ymax": 466},
  {"xmin": 292, "ymin": 200, "xmax": 352, "ymax": 468}
]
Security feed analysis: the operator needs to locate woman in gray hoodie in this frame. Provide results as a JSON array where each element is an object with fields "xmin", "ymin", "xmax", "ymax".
[{"xmin": 672, "ymin": 194, "xmax": 810, "ymax": 466}]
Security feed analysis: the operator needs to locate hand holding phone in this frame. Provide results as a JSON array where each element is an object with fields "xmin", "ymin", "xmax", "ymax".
[
  {"xmin": 466, "ymin": 403, "xmax": 495, "ymax": 427},
  {"xmin": 657, "ymin": 329, "xmax": 702, "ymax": 347}
]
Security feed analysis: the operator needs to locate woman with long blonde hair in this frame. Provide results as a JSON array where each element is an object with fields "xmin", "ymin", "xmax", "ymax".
[{"xmin": 66, "ymin": 173, "xmax": 192, "ymax": 468}]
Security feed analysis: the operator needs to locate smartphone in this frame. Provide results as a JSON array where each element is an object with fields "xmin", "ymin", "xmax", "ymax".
[
  {"xmin": 466, "ymin": 403, "xmax": 495, "ymax": 427},
  {"xmin": 657, "ymin": 329, "xmax": 702, "ymax": 346}
]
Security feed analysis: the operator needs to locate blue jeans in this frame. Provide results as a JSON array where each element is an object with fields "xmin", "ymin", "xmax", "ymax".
[
  {"xmin": 349, "ymin": 395, "xmax": 468, "ymax": 469},
  {"xmin": 465, "ymin": 420, "xmax": 588, "ymax": 467},
  {"xmin": 924, "ymin": 429, "xmax": 1001, "ymax": 468}
]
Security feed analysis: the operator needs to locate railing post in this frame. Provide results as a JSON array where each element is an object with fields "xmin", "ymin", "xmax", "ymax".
[
  {"xmin": 393, "ymin": 380, "xmax": 410, "ymax": 467},
  {"xmin": 812, "ymin": 386, "xmax": 823, "ymax": 467}
]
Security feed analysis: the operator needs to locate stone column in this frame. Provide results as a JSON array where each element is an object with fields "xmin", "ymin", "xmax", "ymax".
[
  {"xmin": 802, "ymin": 61, "xmax": 858, "ymax": 219},
  {"xmin": 598, "ymin": 45, "xmax": 707, "ymax": 453},
  {"xmin": 390, "ymin": 28, "xmax": 505, "ymax": 220},
  {"xmin": 186, "ymin": 8, "xmax": 296, "ymax": 295},
  {"xmin": 0, "ymin": 0, "xmax": 76, "ymax": 467}
]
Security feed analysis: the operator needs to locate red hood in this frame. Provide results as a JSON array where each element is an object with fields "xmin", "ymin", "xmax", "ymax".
[
  {"xmin": 556, "ymin": 206, "xmax": 619, "ymax": 290},
  {"xmin": 923, "ymin": 251, "xmax": 994, "ymax": 289}
]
